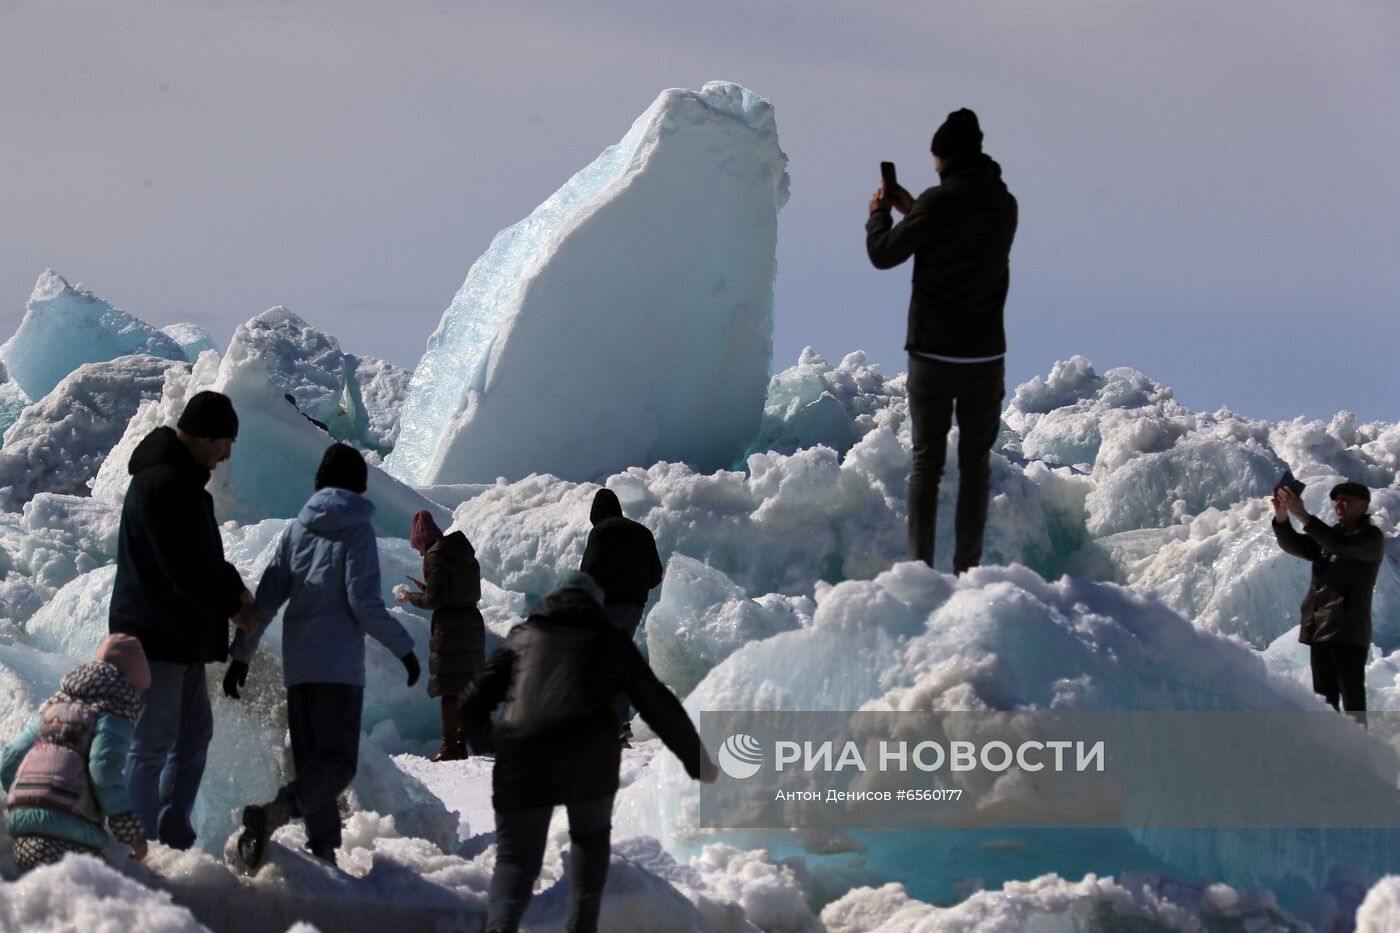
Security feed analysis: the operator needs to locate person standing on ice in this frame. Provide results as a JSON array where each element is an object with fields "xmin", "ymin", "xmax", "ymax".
[
  {"xmin": 393, "ymin": 509, "xmax": 485, "ymax": 762},
  {"xmin": 866, "ymin": 108, "xmax": 1018, "ymax": 573},
  {"xmin": 224, "ymin": 443, "xmax": 421, "ymax": 870},
  {"xmin": 579, "ymin": 487, "xmax": 665, "ymax": 745},
  {"xmin": 1, "ymin": 635, "xmax": 151, "ymax": 871},
  {"xmin": 1272, "ymin": 481, "xmax": 1384, "ymax": 721},
  {"xmin": 459, "ymin": 571, "xmax": 717, "ymax": 933},
  {"xmin": 107, "ymin": 390, "xmax": 258, "ymax": 850}
]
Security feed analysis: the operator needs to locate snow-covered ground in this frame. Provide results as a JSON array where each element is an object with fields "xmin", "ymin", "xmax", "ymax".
[{"xmin": 1, "ymin": 82, "xmax": 1398, "ymax": 931}]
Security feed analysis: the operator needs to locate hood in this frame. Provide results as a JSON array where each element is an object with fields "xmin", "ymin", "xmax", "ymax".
[
  {"xmin": 433, "ymin": 529, "xmax": 476, "ymax": 558},
  {"xmin": 129, "ymin": 425, "xmax": 208, "ymax": 484},
  {"xmin": 298, "ymin": 487, "xmax": 376, "ymax": 535},
  {"xmin": 54, "ymin": 661, "xmax": 143, "ymax": 724},
  {"xmin": 590, "ymin": 488, "xmax": 623, "ymax": 525}
]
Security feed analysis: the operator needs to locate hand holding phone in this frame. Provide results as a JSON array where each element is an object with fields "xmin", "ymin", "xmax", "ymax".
[{"xmin": 1273, "ymin": 470, "xmax": 1305, "ymax": 497}]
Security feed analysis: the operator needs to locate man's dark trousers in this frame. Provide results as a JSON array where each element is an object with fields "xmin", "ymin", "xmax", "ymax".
[
  {"xmin": 907, "ymin": 355, "xmax": 1004, "ymax": 572},
  {"xmin": 282, "ymin": 682, "xmax": 363, "ymax": 849},
  {"xmin": 1310, "ymin": 643, "xmax": 1367, "ymax": 714}
]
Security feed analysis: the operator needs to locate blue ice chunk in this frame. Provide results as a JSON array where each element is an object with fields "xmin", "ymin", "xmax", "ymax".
[
  {"xmin": 387, "ymin": 82, "xmax": 789, "ymax": 485},
  {"xmin": 0, "ymin": 271, "xmax": 187, "ymax": 400}
]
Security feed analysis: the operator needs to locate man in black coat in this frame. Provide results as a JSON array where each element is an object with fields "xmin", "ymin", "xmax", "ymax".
[
  {"xmin": 867, "ymin": 108, "xmax": 1018, "ymax": 573},
  {"xmin": 108, "ymin": 390, "xmax": 255, "ymax": 849},
  {"xmin": 1272, "ymin": 481, "xmax": 1385, "ymax": 721},
  {"xmin": 460, "ymin": 571, "xmax": 716, "ymax": 933},
  {"xmin": 579, "ymin": 487, "xmax": 665, "ymax": 741}
]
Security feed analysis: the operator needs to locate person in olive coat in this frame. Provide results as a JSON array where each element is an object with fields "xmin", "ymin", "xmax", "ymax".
[
  {"xmin": 1272, "ymin": 481, "xmax": 1385, "ymax": 721},
  {"xmin": 397, "ymin": 510, "xmax": 486, "ymax": 761}
]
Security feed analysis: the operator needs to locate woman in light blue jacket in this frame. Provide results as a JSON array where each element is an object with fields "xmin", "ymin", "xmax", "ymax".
[{"xmin": 223, "ymin": 443, "xmax": 420, "ymax": 872}]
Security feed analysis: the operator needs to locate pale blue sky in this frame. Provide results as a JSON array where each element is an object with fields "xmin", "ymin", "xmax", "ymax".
[{"xmin": 1, "ymin": 0, "xmax": 1396, "ymax": 423}]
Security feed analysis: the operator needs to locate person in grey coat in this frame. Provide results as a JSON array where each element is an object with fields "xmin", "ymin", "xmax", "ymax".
[
  {"xmin": 1272, "ymin": 480, "xmax": 1385, "ymax": 720},
  {"xmin": 396, "ymin": 509, "xmax": 486, "ymax": 762},
  {"xmin": 225, "ymin": 443, "xmax": 420, "ymax": 870}
]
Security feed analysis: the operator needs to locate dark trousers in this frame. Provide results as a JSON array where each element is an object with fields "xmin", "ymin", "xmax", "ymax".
[
  {"xmin": 1310, "ymin": 643, "xmax": 1368, "ymax": 716},
  {"xmin": 125, "ymin": 661, "xmax": 214, "ymax": 849},
  {"xmin": 282, "ymin": 682, "xmax": 363, "ymax": 849},
  {"xmin": 603, "ymin": 603, "xmax": 645, "ymax": 727},
  {"xmin": 487, "ymin": 795, "xmax": 614, "ymax": 933},
  {"xmin": 906, "ymin": 355, "xmax": 1005, "ymax": 572}
]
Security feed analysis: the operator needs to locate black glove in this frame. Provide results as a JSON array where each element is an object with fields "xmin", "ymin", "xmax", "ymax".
[
  {"xmin": 401, "ymin": 652, "xmax": 421, "ymax": 687},
  {"xmin": 223, "ymin": 660, "xmax": 249, "ymax": 699}
]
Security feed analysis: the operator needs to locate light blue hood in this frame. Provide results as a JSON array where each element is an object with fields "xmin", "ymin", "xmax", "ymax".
[
  {"xmin": 234, "ymin": 487, "xmax": 412, "ymax": 688},
  {"xmin": 298, "ymin": 487, "xmax": 376, "ymax": 535}
]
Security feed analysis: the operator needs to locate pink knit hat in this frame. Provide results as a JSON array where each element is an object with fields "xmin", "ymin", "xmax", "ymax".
[
  {"xmin": 409, "ymin": 510, "xmax": 443, "ymax": 552},
  {"xmin": 96, "ymin": 634, "xmax": 151, "ymax": 694}
]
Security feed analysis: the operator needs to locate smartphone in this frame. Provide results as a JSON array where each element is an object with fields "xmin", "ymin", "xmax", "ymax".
[
  {"xmin": 1273, "ymin": 470, "xmax": 1306, "ymax": 496},
  {"xmin": 880, "ymin": 161, "xmax": 898, "ymax": 190}
]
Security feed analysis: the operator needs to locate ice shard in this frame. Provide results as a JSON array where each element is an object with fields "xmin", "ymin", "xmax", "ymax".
[
  {"xmin": 387, "ymin": 82, "xmax": 789, "ymax": 485},
  {"xmin": 0, "ymin": 271, "xmax": 187, "ymax": 400}
]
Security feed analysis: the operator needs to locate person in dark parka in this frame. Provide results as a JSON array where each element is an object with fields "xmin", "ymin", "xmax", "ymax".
[
  {"xmin": 1272, "ymin": 481, "xmax": 1385, "ymax": 721},
  {"xmin": 579, "ymin": 488, "xmax": 664, "ymax": 741},
  {"xmin": 866, "ymin": 108, "xmax": 1018, "ymax": 574},
  {"xmin": 108, "ymin": 390, "xmax": 255, "ymax": 850},
  {"xmin": 459, "ymin": 571, "xmax": 716, "ymax": 933},
  {"xmin": 396, "ymin": 509, "xmax": 486, "ymax": 762}
]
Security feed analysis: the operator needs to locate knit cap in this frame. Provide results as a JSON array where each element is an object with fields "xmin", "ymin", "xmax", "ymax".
[
  {"xmin": 931, "ymin": 108, "xmax": 984, "ymax": 158},
  {"xmin": 96, "ymin": 634, "xmax": 151, "ymax": 694},
  {"xmin": 410, "ymin": 510, "xmax": 444, "ymax": 552},
  {"xmin": 176, "ymin": 391, "xmax": 239, "ymax": 439}
]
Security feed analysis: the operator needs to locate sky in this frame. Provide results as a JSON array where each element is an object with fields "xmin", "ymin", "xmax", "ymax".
[{"xmin": 1, "ymin": 0, "xmax": 1396, "ymax": 424}]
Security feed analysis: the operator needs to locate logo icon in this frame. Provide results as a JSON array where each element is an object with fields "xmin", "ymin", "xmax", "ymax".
[{"xmin": 717, "ymin": 733, "xmax": 764, "ymax": 780}]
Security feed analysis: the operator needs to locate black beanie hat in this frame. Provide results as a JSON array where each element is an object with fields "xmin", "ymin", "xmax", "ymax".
[
  {"xmin": 315, "ymin": 442, "xmax": 368, "ymax": 494},
  {"xmin": 176, "ymin": 391, "xmax": 239, "ymax": 439},
  {"xmin": 931, "ymin": 108, "xmax": 984, "ymax": 158}
]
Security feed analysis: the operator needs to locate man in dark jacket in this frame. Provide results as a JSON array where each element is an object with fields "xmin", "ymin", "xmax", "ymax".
[
  {"xmin": 108, "ymin": 390, "xmax": 254, "ymax": 849},
  {"xmin": 867, "ymin": 108, "xmax": 1018, "ymax": 573},
  {"xmin": 1272, "ymin": 481, "xmax": 1385, "ymax": 720},
  {"xmin": 579, "ymin": 488, "xmax": 665, "ymax": 741},
  {"xmin": 460, "ymin": 571, "xmax": 716, "ymax": 933}
]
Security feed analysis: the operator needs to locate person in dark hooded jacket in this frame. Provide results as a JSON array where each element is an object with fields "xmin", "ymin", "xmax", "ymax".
[
  {"xmin": 459, "ymin": 571, "xmax": 716, "ymax": 933},
  {"xmin": 107, "ymin": 390, "xmax": 255, "ymax": 850},
  {"xmin": 866, "ymin": 108, "xmax": 1018, "ymax": 574},
  {"xmin": 395, "ymin": 509, "xmax": 486, "ymax": 761},
  {"xmin": 579, "ymin": 488, "xmax": 664, "ymax": 742}
]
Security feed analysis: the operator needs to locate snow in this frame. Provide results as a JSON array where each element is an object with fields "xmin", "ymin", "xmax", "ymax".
[
  {"xmin": 0, "ymin": 355, "xmax": 188, "ymax": 512},
  {"xmin": 0, "ymin": 271, "xmax": 188, "ymax": 401},
  {"xmin": 820, "ymin": 874, "xmax": 1303, "ymax": 932},
  {"xmin": 0, "ymin": 196, "xmax": 1397, "ymax": 928},
  {"xmin": 160, "ymin": 324, "xmax": 220, "ymax": 361},
  {"xmin": 0, "ymin": 855, "xmax": 209, "ymax": 932},
  {"xmin": 88, "ymin": 340, "xmax": 447, "ymax": 539},
  {"xmin": 224, "ymin": 308, "xmax": 411, "ymax": 455},
  {"xmin": 386, "ymin": 82, "xmax": 789, "ymax": 486},
  {"xmin": 0, "ymin": 361, "xmax": 29, "ymax": 444}
]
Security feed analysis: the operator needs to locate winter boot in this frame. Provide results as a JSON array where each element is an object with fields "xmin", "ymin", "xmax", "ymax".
[
  {"xmin": 430, "ymin": 696, "xmax": 467, "ymax": 761},
  {"xmin": 306, "ymin": 841, "xmax": 338, "ymax": 867},
  {"xmin": 236, "ymin": 795, "xmax": 294, "ymax": 872}
]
